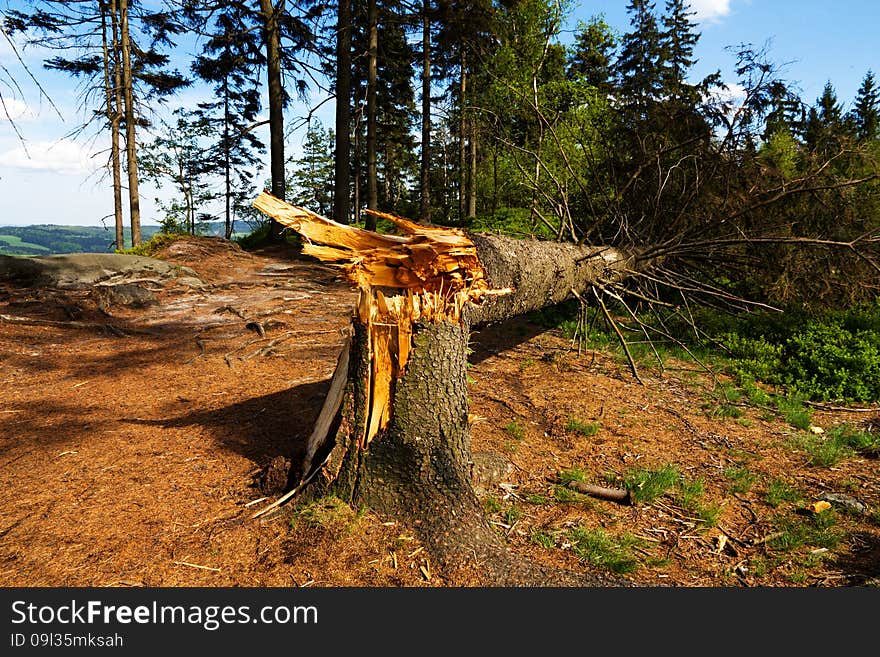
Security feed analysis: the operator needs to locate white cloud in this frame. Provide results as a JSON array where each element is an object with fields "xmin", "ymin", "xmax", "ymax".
[
  {"xmin": 0, "ymin": 97, "xmax": 39, "ymax": 122},
  {"xmin": 688, "ymin": 0, "xmax": 732, "ymax": 23},
  {"xmin": 707, "ymin": 82, "xmax": 747, "ymax": 106},
  {"xmin": 0, "ymin": 138, "xmax": 101, "ymax": 176}
]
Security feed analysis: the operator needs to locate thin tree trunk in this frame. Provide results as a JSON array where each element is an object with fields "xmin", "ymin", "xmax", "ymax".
[
  {"xmin": 224, "ymin": 76, "xmax": 232, "ymax": 239},
  {"xmin": 259, "ymin": 0, "xmax": 286, "ymax": 239},
  {"xmin": 467, "ymin": 124, "xmax": 477, "ymax": 220},
  {"xmin": 419, "ymin": 1, "xmax": 431, "ymax": 223},
  {"xmin": 365, "ymin": 0, "xmax": 378, "ymax": 230},
  {"xmin": 334, "ymin": 0, "xmax": 352, "ymax": 224},
  {"xmin": 100, "ymin": 0, "xmax": 124, "ymax": 250},
  {"xmin": 492, "ymin": 146, "xmax": 498, "ymax": 213},
  {"xmin": 458, "ymin": 49, "xmax": 467, "ymax": 224},
  {"xmin": 118, "ymin": 0, "xmax": 141, "ymax": 247},
  {"xmin": 352, "ymin": 89, "xmax": 361, "ymax": 225}
]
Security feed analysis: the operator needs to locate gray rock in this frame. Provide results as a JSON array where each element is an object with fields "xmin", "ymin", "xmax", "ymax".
[
  {"xmin": 175, "ymin": 276, "xmax": 205, "ymax": 288},
  {"xmin": 92, "ymin": 283, "xmax": 157, "ymax": 308},
  {"xmin": 818, "ymin": 491, "xmax": 866, "ymax": 515},
  {"xmin": 0, "ymin": 253, "xmax": 185, "ymax": 289}
]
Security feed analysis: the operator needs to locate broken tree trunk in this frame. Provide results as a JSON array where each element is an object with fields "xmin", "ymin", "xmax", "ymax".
[{"xmin": 252, "ymin": 192, "xmax": 639, "ymax": 585}]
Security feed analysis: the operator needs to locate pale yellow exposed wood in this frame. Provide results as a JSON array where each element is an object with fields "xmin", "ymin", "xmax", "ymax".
[{"xmin": 253, "ymin": 191, "xmax": 510, "ymax": 448}]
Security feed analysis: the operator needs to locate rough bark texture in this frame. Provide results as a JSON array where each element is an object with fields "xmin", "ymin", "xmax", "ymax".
[
  {"xmin": 419, "ymin": 3, "xmax": 431, "ymax": 223},
  {"xmin": 259, "ymin": 0, "xmax": 286, "ymax": 242},
  {"xmin": 323, "ymin": 320, "xmax": 627, "ymax": 586},
  {"xmin": 466, "ymin": 233, "xmax": 637, "ymax": 326},
  {"xmin": 333, "ymin": 0, "xmax": 352, "ymax": 224},
  {"xmin": 366, "ymin": 0, "xmax": 378, "ymax": 225},
  {"xmin": 118, "ymin": 0, "xmax": 141, "ymax": 247},
  {"xmin": 100, "ymin": 0, "xmax": 124, "ymax": 250}
]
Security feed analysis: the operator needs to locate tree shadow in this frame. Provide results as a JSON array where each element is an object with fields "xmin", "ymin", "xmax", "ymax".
[
  {"xmin": 468, "ymin": 317, "xmax": 553, "ymax": 365},
  {"xmin": 833, "ymin": 530, "xmax": 880, "ymax": 585},
  {"xmin": 121, "ymin": 380, "xmax": 331, "ymax": 470}
]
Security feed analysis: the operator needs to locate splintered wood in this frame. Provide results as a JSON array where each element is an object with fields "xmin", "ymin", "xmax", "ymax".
[{"xmin": 253, "ymin": 191, "xmax": 508, "ymax": 446}]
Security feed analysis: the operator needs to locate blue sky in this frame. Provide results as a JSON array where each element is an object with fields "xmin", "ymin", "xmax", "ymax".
[{"xmin": 1, "ymin": 0, "xmax": 878, "ymax": 228}]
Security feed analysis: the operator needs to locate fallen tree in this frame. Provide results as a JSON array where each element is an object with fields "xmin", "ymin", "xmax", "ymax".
[{"xmin": 251, "ymin": 191, "xmax": 651, "ymax": 585}]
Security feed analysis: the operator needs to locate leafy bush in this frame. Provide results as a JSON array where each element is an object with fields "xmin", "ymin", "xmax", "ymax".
[
  {"xmin": 119, "ymin": 232, "xmax": 178, "ymax": 257},
  {"xmin": 783, "ymin": 323, "xmax": 880, "ymax": 401},
  {"xmin": 469, "ymin": 207, "xmax": 555, "ymax": 238},
  {"xmin": 718, "ymin": 301, "xmax": 880, "ymax": 403}
]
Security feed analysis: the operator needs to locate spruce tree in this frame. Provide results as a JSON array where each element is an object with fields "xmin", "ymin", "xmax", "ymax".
[
  {"xmin": 567, "ymin": 15, "xmax": 616, "ymax": 97},
  {"xmin": 659, "ymin": 0, "xmax": 698, "ymax": 104},
  {"xmin": 191, "ymin": 6, "xmax": 265, "ymax": 239},
  {"xmin": 289, "ymin": 121, "xmax": 335, "ymax": 216},
  {"xmin": 616, "ymin": 0, "xmax": 663, "ymax": 115},
  {"xmin": 851, "ymin": 70, "xmax": 879, "ymax": 141}
]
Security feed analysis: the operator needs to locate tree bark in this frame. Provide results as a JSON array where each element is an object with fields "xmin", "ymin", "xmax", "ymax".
[
  {"xmin": 365, "ymin": 0, "xmax": 378, "ymax": 230},
  {"xmin": 100, "ymin": 0, "xmax": 124, "ymax": 250},
  {"xmin": 318, "ymin": 320, "xmax": 622, "ymax": 585},
  {"xmin": 223, "ymin": 65, "xmax": 232, "ymax": 240},
  {"xmin": 468, "ymin": 123, "xmax": 477, "ymax": 220},
  {"xmin": 333, "ymin": 0, "xmax": 352, "ymax": 224},
  {"xmin": 259, "ymin": 0, "xmax": 286, "ymax": 239},
  {"xmin": 118, "ymin": 0, "xmax": 141, "ymax": 247},
  {"xmin": 419, "ymin": 2, "xmax": 431, "ymax": 224},
  {"xmin": 458, "ymin": 49, "xmax": 467, "ymax": 224}
]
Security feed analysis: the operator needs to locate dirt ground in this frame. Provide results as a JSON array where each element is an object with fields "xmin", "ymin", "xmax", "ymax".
[{"xmin": 1, "ymin": 236, "xmax": 878, "ymax": 587}]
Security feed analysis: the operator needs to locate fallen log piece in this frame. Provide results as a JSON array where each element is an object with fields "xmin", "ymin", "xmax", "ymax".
[{"xmin": 566, "ymin": 481, "xmax": 632, "ymax": 505}]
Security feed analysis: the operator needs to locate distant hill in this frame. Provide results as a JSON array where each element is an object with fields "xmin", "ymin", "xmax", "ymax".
[{"xmin": 0, "ymin": 221, "xmax": 254, "ymax": 256}]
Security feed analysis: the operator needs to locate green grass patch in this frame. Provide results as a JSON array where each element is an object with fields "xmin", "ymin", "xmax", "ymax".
[
  {"xmin": 553, "ymin": 485, "xmax": 587, "ymax": 504},
  {"xmin": 530, "ymin": 530, "xmax": 556, "ymax": 549},
  {"xmin": 789, "ymin": 423, "xmax": 878, "ymax": 467},
  {"xmin": 504, "ymin": 420, "xmax": 525, "ymax": 441},
  {"xmin": 763, "ymin": 479, "xmax": 803, "ymax": 507},
  {"xmin": 623, "ymin": 465, "xmax": 680, "ymax": 504},
  {"xmin": 120, "ymin": 232, "xmax": 179, "ymax": 257},
  {"xmin": 0, "ymin": 234, "xmax": 50, "ymax": 251},
  {"xmin": 776, "ymin": 395, "xmax": 812, "ymax": 430},
  {"xmin": 565, "ymin": 418, "xmax": 601, "ymax": 437},
  {"xmin": 290, "ymin": 496, "xmax": 361, "ymax": 536},
  {"xmin": 622, "ymin": 464, "xmax": 718, "ymax": 525},
  {"xmin": 708, "ymin": 403, "xmax": 743, "ymax": 419},
  {"xmin": 483, "ymin": 496, "xmax": 502, "ymax": 514},
  {"xmin": 724, "ymin": 466, "xmax": 759, "ymax": 494},
  {"xmin": 558, "ymin": 468, "xmax": 588, "ymax": 485},
  {"xmin": 567, "ymin": 525, "xmax": 643, "ymax": 574},
  {"xmin": 767, "ymin": 510, "xmax": 844, "ymax": 553}
]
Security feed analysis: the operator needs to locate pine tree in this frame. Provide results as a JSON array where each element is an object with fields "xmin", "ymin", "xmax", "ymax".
[
  {"xmin": 349, "ymin": 0, "xmax": 417, "ymax": 222},
  {"xmin": 851, "ymin": 70, "xmax": 879, "ymax": 141},
  {"xmin": 138, "ymin": 108, "xmax": 216, "ymax": 235},
  {"xmin": 805, "ymin": 81, "xmax": 847, "ymax": 153},
  {"xmin": 567, "ymin": 15, "xmax": 616, "ymax": 97},
  {"xmin": 7, "ymin": 0, "xmax": 189, "ymax": 246},
  {"xmin": 334, "ymin": 0, "xmax": 353, "ymax": 223},
  {"xmin": 659, "ymin": 0, "xmax": 698, "ymax": 104},
  {"xmin": 289, "ymin": 121, "xmax": 335, "ymax": 217},
  {"xmin": 435, "ymin": 0, "xmax": 495, "ymax": 222},
  {"xmin": 762, "ymin": 81, "xmax": 803, "ymax": 140},
  {"xmin": 191, "ymin": 6, "xmax": 265, "ymax": 239},
  {"xmin": 616, "ymin": 0, "xmax": 663, "ymax": 115}
]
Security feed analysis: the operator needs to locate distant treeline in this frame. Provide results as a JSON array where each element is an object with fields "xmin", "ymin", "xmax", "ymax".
[{"xmin": 0, "ymin": 222, "xmax": 250, "ymax": 256}]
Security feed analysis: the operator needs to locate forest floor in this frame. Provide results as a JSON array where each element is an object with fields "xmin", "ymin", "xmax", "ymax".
[{"xmin": 1, "ymin": 236, "xmax": 878, "ymax": 587}]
